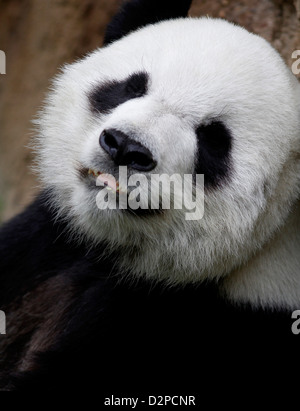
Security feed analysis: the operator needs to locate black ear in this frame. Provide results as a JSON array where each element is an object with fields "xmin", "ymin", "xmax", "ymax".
[{"xmin": 104, "ymin": 0, "xmax": 193, "ymax": 45}]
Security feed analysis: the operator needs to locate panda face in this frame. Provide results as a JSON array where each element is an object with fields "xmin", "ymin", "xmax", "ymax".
[{"xmin": 35, "ymin": 18, "xmax": 300, "ymax": 285}]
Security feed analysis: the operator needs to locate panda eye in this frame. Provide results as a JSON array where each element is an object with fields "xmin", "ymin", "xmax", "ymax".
[
  {"xmin": 195, "ymin": 120, "xmax": 232, "ymax": 188},
  {"xmin": 125, "ymin": 72, "xmax": 148, "ymax": 97},
  {"xmin": 89, "ymin": 71, "xmax": 148, "ymax": 114}
]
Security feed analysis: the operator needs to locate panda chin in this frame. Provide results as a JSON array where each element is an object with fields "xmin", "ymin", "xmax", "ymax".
[{"xmin": 125, "ymin": 206, "xmax": 164, "ymax": 218}]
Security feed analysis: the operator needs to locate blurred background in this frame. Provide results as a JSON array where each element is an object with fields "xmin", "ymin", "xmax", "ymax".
[{"xmin": 0, "ymin": 0, "xmax": 299, "ymax": 223}]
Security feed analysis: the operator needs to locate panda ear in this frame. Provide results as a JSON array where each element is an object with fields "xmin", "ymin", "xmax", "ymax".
[{"xmin": 103, "ymin": 0, "xmax": 193, "ymax": 45}]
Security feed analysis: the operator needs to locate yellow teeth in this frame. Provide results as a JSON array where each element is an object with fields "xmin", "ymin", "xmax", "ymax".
[
  {"xmin": 87, "ymin": 168, "xmax": 125, "ymax": 193},
  {"xmin": 88, "ymin": 169, "xmax": 101, "ymax": 177}
]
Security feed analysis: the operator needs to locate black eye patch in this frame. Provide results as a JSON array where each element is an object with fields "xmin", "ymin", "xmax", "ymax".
[
  {"xmin": 195, "ymin": 121, "xmax": 232, "ymax": 188},
  {"xmin": 89, "ymin": 71, "xmax": 148, "ymax": 114}
]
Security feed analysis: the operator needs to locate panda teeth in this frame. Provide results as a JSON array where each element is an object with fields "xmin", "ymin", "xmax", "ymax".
[
  {"xmin": 87, "ymin": 168, "xmax": 123, "ymax": 193},
  {"xmin": 88, "ymin": 168, "xmax": 101, "ymax": 177}
]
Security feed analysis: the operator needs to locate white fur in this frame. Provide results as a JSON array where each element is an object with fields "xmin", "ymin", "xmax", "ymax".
[{"xmin": 34, "ymin": 18, "xmax": 300, "ymax": 309}]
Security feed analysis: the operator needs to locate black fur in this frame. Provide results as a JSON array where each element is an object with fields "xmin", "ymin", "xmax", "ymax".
[
  {"xmin": 195, "ymin": 120, "xmax": 232, "ymax": 188},
  {"xmin": 0, "ymin": 193, "xmax": 72, "ymax": 306},
  {"xmin": 89, "ymin": 71, "xmax": 148, "ymax": 114},
  {"xmin": 0, "ymin": 192, "xmax": 295, "ymax": 392},
  {"xmin": 104, "ymin": 0, "xmax": 193, "ymax": 45}
]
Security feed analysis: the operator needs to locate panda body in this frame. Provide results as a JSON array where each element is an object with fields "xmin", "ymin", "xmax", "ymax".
[
  {"xmin": 0, "ymin": 0, "xmax": 299, "ymax": 391},
  {"xmin": 0, "ymin": 194, "xmax": 295, "ymax": 391}
]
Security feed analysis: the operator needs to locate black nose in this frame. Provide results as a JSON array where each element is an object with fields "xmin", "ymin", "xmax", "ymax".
[{"xmin": 99, "ymin": 129, "xmax": 157, "ymax": 171}]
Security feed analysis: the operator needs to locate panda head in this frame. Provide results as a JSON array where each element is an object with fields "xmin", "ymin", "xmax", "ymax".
[{"xmin": 35, "ymin": 1, "xmax": 300, "ymax": 290}]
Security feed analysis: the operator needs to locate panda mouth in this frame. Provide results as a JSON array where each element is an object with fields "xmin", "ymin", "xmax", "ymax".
[
  {"xmin": 79, "ymin": 167, "xmax": 126, "ymax": 193},
  {"xmin": 78, "ymin": 166, "xmax": 164, "ymax": 217},
  {"xmin": 89, "ymin": 168, "xmax": 125, "ymax": 193}
]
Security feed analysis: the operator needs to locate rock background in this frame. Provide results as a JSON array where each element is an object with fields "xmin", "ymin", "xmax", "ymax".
[{"xmin": 0, "ymin": 0, "xmax": 299, "ymax": 222}]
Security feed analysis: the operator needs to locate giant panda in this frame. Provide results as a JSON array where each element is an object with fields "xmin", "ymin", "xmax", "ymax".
[{"xmin": 0, "ymin": 0, "xmax": 299, "ymax": 393}]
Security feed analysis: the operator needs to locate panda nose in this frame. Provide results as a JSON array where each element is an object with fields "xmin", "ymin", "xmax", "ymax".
[{"xmin": 99, "ymin": 129, "xmax": 157, "ymax": 171}]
